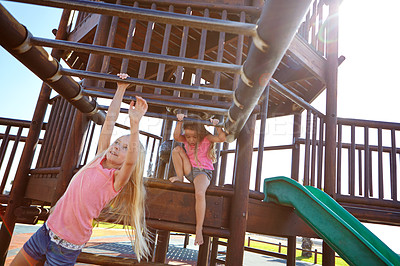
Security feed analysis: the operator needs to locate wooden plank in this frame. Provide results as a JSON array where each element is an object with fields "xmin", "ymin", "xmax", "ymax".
[
  {"xmin": 247, "ymin": 199, "xmax": 318, "ymax": 238},
  {"xmin": 136, "ymin": 3, "xmax": 157, "ymax": 92},
  {"xmin": 303, "ymin": 110, "xmax": 311, "ymax": 186},
  {"xmin": 67, "ymin": 13, "xmax": 100, "ymax": 42},
  {"xmin": 377, "ymin": 128, "xmax": 384, "ymax": 199},
  {"xmin": 146, "ymin": 187, "xmax": 228, "ymax": 228},
  {"xmin": 336, "ymin": 123, "xmax": 342, "ymax": 193},
  {"xmin": 310, "ymin": 113, "xmax": 317, "ymax": 186},
  {"xmin": 341, "ymin": 204, "xmax": 400, "ymax": 226},
  {"xmin": 317, "ymin": 116, "xmax": 324, "ymax": 189},
  {"xmin": 24, "ymin": 176, "xmax": 57, "ymax": 203},
  {"xmin": 287, "ymin": 34, "xmax": 326, "ymax": 83},
  {"xmin": 390, "ymin": 129, "xmax": 397, "ymax": 201},
  {"xmin": 77, "ymin": 252, "xmax": 166, "ymax": 265},
  {"xmin": 155, "ymin": 5, "xmax": 174, "ymax": 94}
]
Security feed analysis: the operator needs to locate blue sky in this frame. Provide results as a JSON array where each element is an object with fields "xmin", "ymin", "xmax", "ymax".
[{"xmin": 1, "ymin": 0, "xmax": 400, "ymax": 253}]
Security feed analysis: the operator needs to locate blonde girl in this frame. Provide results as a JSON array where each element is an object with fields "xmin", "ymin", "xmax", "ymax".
[
  {"xmin": 12, "ymin": 73, "xmax": 150, "ymax": 265},
  {"xmin": 169, "ymin": 113, "xmax": 226, "ymax": 245}
]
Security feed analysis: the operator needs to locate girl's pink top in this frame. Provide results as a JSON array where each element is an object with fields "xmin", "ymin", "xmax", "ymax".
[
  {"xmin": 183, "ymin": 137, "xmax": 214, "ymax": 170},
  {"xmin": 47, "ymin": 156, "xmax": 120, "ymax": 245}
]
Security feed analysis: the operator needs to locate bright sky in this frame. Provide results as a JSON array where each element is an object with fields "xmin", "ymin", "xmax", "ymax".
[{"xmin": 0, "ymin": 0, "xmax": 399, "ymax": 254}]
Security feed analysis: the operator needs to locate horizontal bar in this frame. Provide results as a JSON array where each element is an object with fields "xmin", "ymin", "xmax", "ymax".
[
  {"xmin": 296, "ymin": 138, "xmax": 400, "ymax": 154},
  {"xmin": 29, "ymin": 167, "xmax": 61, "ymax": 175},
  {"xmin": 270, "ymin": 78, "xmax": 325, "ymax": 117},
  {"xmin": 9, "ymin": 0, "xmax": 257, "ymax": 36},
  {"xmin": 132, "ymin": 0, "xmax": 262, "ymax": 14},
  {"xmin": 61, "ymin": 68, "xmax": 233, "ymax": 97},
  {"xmin": 31, "ymin": 37, "xmax": 241, "ymax": 74},
  {"xmin": 146, "ymin": 219, "xmax": 230, "ymax": 238},
  {"xmin": 221, "ymin": 144, "xmax": 296, "ymax": 154},
  {"xmin": 85, "ymin": 89, "xmax": 228, "ymax": 115},
  {"xmin": 0, "ymin": 117, "xmax": 46, "ymax": 128},
  {"xmin": 97, "ymin": 106, "xmax": 223, "ymax": 127},
  {"xmin": 336, "ymin": 194, "xmax": 400, "ymax": 210},
  {"xmin": 0, "ymin": 134, "xmax": 44, "ymax": 144},
  {"xmin": 338, "ymin": 117, "xmax": 400, "ymax": 130},
  {"xmin": 85, "ymin": 86, "xmax": 231, "ymax": 109}
]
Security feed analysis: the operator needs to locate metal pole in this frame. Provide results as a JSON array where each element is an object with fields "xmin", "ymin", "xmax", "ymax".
[
  {"xmin": 224, "ymin": 0, "xmax": 313, "ymax": 142},
  {"xmin": 31, "ymin": 37, "xmax": 241, "ymax": 74},
  {"xmin": 0, "ymin": 4, "xmax": 105, "ymax": 124}
]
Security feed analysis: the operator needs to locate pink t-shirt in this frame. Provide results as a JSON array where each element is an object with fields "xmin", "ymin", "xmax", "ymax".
[
  {"xmin": 47, "ymin": 156, "xmax": 120, "ymax": 245},
  {"xmin": 183, "ymin": 137, "xmax": 214, "ymax": 170}
]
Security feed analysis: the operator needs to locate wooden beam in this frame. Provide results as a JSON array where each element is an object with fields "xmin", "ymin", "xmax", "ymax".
[
  {"xmin": 67, "ymin": 13, "xmax": 100, "ymax": 42},
  {"xmin": 247, "ymin": 199, "xmax": 318, "ymax": 238},
  {"xmin": 77, "ymin": 252, "xmax": 166, "ymax": 265},
  {"xmin": 287, "ymin": 34, "xmax": 326, "ymax": 83}
]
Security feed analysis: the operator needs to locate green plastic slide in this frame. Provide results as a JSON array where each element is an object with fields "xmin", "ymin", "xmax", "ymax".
[{"xmin": 263, "ymin": 176, "xmax": 400, "ymax": 266}]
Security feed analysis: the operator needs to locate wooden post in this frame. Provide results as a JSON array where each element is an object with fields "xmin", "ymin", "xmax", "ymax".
[
  {"xmin": 322, "ymin": 241, "xmax": 336, "ymax": 266},
  {"xmin": 210, "ymin": 237, "xmax": 219, "ymax": 266},
  {"xmin": 225, "ymin": 114, "xmax": 256, "ymax": 266},
  {"xmin": 287, "ymin": 236, "xmax": 296, "ymax": 266},
  {"xmin": 83, "ymin": 13, "xmax": 112, "ymax": 88},
  {"xmin": 147, "ymin": 228, "xmax": 157, "ymax": 262},
  {"xmin": 184, "ymin": 233, "xmax": 190, "ymax": 248},
  {"xmin": 323, "ymin": 0, "xmax": 339, "ymax": 264},
  {"xmin": 154, "ymin": 230, "xmax": 170, "ymax": 263},
  {"xmin": 314, "ymin": 249, "xmax": 318, "ymax": 264},
  {"xmin": 197, "ymin": 236, "xmax": 211, "ymax": 265},
  {"xmin": 255, "ymin": 85, "xmax": 269, "ymax": 191},
  {"xmin": 291, "ymin": 113, "xmax": 301, "ymax": 181},
  {"xmin": 324, "ymin": 0, "xmax": 339, "ymax": 197},
  {"xmin": 0, "ymin": 9, "xmax": 72, "ymax": 263}
]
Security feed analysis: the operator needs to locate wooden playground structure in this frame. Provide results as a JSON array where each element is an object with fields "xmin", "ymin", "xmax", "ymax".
[{"xmin": 0, "ymin": 0, "xmax": 399, "ymax": 265}]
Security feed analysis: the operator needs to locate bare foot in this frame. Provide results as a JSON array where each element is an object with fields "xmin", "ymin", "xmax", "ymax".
[
  {"xmin": 194, "ymin": 229, "xmax": 204, "ymax": 246},
  {"xmin": 169, "ymin": 176, "xmax": 183, "ymax": 183}
]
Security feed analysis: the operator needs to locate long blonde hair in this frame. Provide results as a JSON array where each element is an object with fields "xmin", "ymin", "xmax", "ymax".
[
  {"xmin": 106, "ymin": 142, "xmax": 150, "ymax": 261},
  {"xmin": 74, "ymin": 139, "xmax": 150, "ymax": 261}
]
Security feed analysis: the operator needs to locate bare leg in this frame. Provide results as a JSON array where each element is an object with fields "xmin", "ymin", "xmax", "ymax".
[
  {"xmin": 193, "ymin": 174, "xmax": 210, "ymax": 246},
  {"xmin": 169, "ymin": 146, "xmax": 192, "ymax": 182},
  {"xmin": 11, "ymin": 248, "xmax": 41, "ymax": 266}
]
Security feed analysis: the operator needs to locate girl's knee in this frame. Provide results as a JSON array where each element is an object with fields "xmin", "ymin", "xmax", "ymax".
[
  {"xmin": 172, "ymin": 146, "xmax": 184, "ymax": 154},
  {"xmin": 195, "ymin": 189, "xmax": 206, "ymax": 199}
]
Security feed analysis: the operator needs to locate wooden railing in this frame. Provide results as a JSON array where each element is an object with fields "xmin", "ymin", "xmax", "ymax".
[
  {"xmin": 336, "ymin": 118, "xmax": 400, "ymax": 204},
  {"xmin": 297, "ymin": 0, "xmax": 328, "ymax": 57},
  {"xmin": 293, "ymin": 117, "xmax": 400, "ymax": 219},
  {"xmin": 0, "ymin": 116, "xmax": 162, "ymax": 197},
  {"xmin": 0, "ymin": 118, "xmax": 46, "ymax": 195}
]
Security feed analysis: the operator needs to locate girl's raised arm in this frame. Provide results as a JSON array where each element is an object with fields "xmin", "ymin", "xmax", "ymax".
[
  {"xmin": 114, "ymin": 97, "xmax": 148, "ymax": 190},
  {"xmin": 97, "ymin": 73, "xmax": 130, "ymax": 154},
  {"xmin": 173, "ymin": 113, "xmax": 186, "ymax": 143}
]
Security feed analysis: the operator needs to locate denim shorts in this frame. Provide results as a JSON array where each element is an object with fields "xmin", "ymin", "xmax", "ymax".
[
  {"xmin": 23, "ymin": 223, "xmax": 82, "ymax": 265},
  {"xmin": 185, "ymin": 167, "xmax": 213, "ymax": 183}
]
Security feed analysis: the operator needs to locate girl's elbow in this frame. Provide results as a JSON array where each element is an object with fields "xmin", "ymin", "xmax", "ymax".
[{"xmin": 219, "ymin": 133, "xmax": 227, "ymax": 142}]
